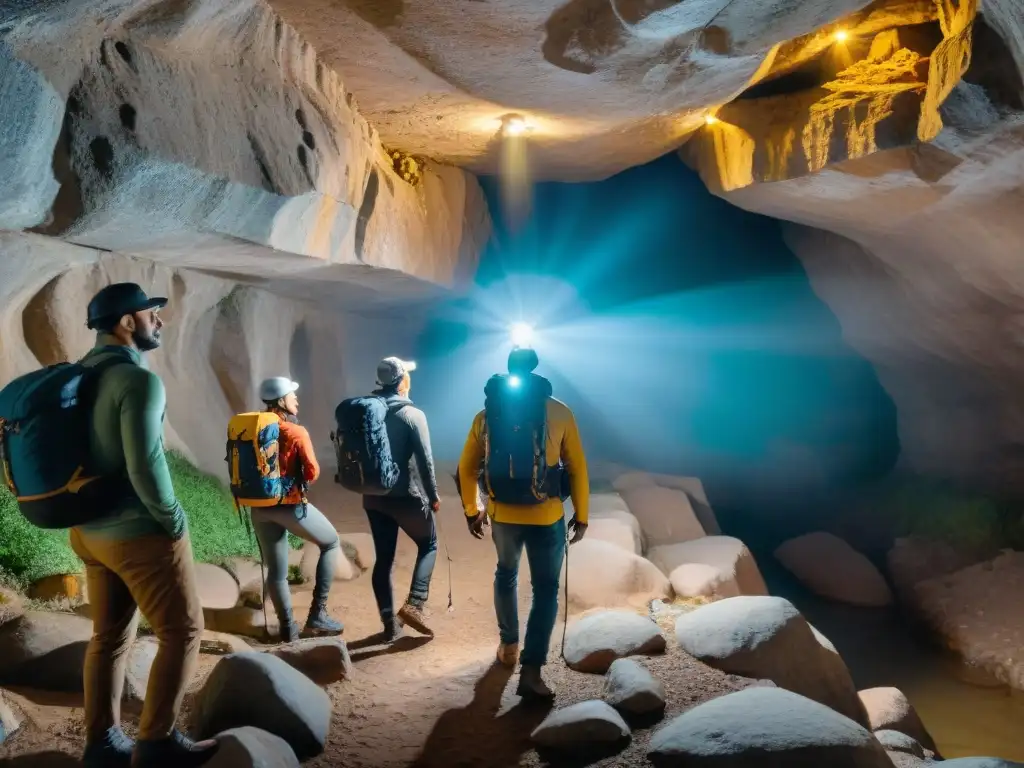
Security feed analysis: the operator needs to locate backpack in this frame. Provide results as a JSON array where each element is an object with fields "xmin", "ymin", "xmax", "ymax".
[
  {"xmin": 482, "ymin": 373, "xmax": 562, "ymax": 506},
  {"xmin": 0, "ymin": 349, "xmax": 137, "ymax": 529},
  {"xmin": 333, "ymin": 396, "xmax": 406, "ymax": 495},
  {"xmin": 226, "ymin": 412, "xmax": 294, "ymax": 507}
]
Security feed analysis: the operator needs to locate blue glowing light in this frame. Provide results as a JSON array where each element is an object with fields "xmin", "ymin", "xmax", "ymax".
[{"xmin": 510, "ymin": 322, "xmax": 534, "ymax": 347}]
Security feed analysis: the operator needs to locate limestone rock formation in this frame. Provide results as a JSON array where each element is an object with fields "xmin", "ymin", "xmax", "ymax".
[
  {"xmin": 647, "ymin": 686, "xmax": 892, "ymax": 767},
  {"xmin": 264, "ymin": 637, "xmax": 354, "ymax": 685},
  {"xmin": 775, "ymin": 531, "xmax": 894, "ymax": 607},
  {"xmin": 675, "ymin": 595, "xmax": 868, "ymax": 726},
  {"xmin": 563, "ymin": 610, "xmax": 667, "ymax": 674},
  {"xmin": 563, "ymin": 539, "xmax": 672, "ymax": 611},
  {"xmin": 648, "ymin": 536, "xmax": 768, "ymax": 600},
  {"xmin": 206, "ymin": 727, "xmax": 300, "ymax": 768},
  {"xmin": 603, "ymin": 658, "xmax": 667, "ymax": 716},
  {"xmin": 621, "ymin": 486, "xmax": 706, "ymax": 549},
  {"xmin": 858, "ymin": 687, "xmax": 938, "ymax": 754},
  {"xmin": 195, "ymin": 652, "xmax": 332, "ymax": 760},
  {"xmin": 530, "ymin": 700, "xmax": 631, "ymax": 749}
]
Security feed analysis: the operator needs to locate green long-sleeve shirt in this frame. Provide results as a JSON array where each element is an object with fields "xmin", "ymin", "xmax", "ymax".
[{"xmin": 76, "ymin": 335, "xmax": 186, "ymax": 540}]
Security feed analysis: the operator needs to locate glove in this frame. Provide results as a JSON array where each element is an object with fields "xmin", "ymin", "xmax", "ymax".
[
  {"xmin": 568, "ymin": 516, "xmax": 587, "ymax": 544},
  {"xmin": 466, "ymin": 511, "xmax": 486, "ymax": 539}
]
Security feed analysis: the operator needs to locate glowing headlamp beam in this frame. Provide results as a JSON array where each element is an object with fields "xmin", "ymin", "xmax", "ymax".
[{"xmin": 510, "ymin": 322, "xmax": 534, "ymax": 347}]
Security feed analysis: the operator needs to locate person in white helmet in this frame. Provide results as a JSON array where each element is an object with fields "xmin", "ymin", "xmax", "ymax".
[{"xmin": 252, "ymin": 377, "xmax": 343, "ymax": 641}]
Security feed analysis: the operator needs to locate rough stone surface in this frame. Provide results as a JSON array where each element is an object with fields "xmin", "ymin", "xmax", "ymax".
[
  {"xmin": 603, "ymin": 658, "xmax": 667, "ymax": 715},
  {"xmin": 563, "ymin": 539, "xmax": 671, "ymax": 611},
  {"xmin": 264, "ymin": 638, "xmax": 353, "ymax": 685},
  {"xmin": 941, "ymin": 761, "xmax": 1024, "ymax": 768},
  {"xmin": 874, "ymin": 729, "xmax": 926, "ymax": 758},
  {"xmin": 564, "ymin": 610, "xmax": 667, "ymax": 674},
  {"xmin": 675, "ymin": 596, "xmax": 868, "ymax": 726},
  {"xmin": 201, "ymin": 631, "xmax": 254, "ymax": 656},
  {"xmin": 123, "ymin": 637, "xmax": 158, "ymax": 702},
  {"xmin": 858, "ymin": 687, "xmax": 938, "ymax": 754},
  {"xmin": 0, "ymin": 610, "xmax": 93, "ymax": 685},
  {"xmin": 530, "ymin": 700, "xmax": 630, "ymax": 749},
  {"xmin": 195, "ymin": 564, "xmax": 243, "ymax": 611},
  {"xmin": 195, "ymin": 652, "xmax": 331, "ymax": 760},
  {"xmin": 648, "ymin": 686, "xmax": 892, "ymax": 767},
  {"xmin": 205, "ymin": 726, "xmax": 300, "ymax": 768},
  {"xmin": 27, "ymin": 574, "xmax": 84, "ymax": 603},
  {"xmin": 912, "ymin": 551, "xmax": 1024, "ymax": 692},
  {"xmin": 887, "ymin": 535, "xmax": 985, "ymax": 605},
  {"xmin": 648, "ymin": 536, "xmax": 769, "ymax": 600},
  {"xmin": 204, "ymin": 606, "xmax": 278, "ymax": 640},
  {"xmin": 621, "ymin": 486, "xmax": 706, "ymax": 549},
  {"xmin": 775, "ymin": 532, "xmax": 894, "ymax": 607}
]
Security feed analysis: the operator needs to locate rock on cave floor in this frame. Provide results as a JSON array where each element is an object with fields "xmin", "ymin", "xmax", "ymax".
[{"xmin": 0, "ymin": 485, "xmax": 754, "ymax": 768}]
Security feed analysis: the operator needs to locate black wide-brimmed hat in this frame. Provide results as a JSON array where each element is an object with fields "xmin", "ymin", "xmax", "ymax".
[{"xmin": 86, "ymin": 283, "xmax": 168, "ymax": 330}]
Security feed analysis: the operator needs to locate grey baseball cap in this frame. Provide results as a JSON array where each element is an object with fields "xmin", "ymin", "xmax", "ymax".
[{"xmin": 376, "ymin": 357, "xmax": 417, "ymax": 387}]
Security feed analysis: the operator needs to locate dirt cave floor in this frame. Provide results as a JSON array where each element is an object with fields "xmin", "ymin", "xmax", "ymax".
[{"xmin": 0, "ymin": 485, "xmax": 760, "ymax": 768}]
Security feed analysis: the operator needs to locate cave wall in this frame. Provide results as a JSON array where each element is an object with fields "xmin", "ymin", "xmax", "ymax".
[{"xmin": 682, "ymin": 0, "xmax": 1024, "ymax": 494}]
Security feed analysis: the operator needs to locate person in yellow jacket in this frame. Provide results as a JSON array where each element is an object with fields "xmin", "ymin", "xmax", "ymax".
[{"xmin": 458, "ymin": 347, "xmax": 589, "ymax": 699}]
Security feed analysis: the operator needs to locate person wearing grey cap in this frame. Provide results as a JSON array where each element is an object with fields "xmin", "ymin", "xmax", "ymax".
[
  {"xmin": 71, "ymin": 283, "xmax": 218, "ymax": 767},
  {"xmin": 251, "ymin": 376, "xmax": 344, "ymax": 642},
  {"xmin": 364, "ymin": 356, "xmax": 441, "ymax": 642}
]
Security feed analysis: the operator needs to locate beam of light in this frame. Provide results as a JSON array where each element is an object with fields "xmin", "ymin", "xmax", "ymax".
[
  {"xmin": 510, "ymin": 322, "xmax": 534, "ymax": 347},
  {"xmin": 833, "ymin": 29, "xmax": 849, "ymax": 42},
  {"xmin": 509, "ymin": 375, "xmax": 522, "ymax": 387},
  {"xmin": 502, "ymin": 115, "xmax": 528, "ymax": 137},
  {"xmin": 704, "ymin": 114, "xmax": 719, "ymax": 125}
]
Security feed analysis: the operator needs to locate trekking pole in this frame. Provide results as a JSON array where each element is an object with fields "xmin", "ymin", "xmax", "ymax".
[
  {"xmin": 560, "ymin": 528, "xmax": 569, "ymax": 661},
  {"xmin": 433, "ymin": 504, "xmax": 455, "ymax": 612}
]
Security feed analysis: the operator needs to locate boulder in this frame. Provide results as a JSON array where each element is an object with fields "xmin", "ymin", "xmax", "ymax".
[
  {"xmin": 612, "ymin": 472, "xmax": 656, "ymax": 493},
  {"xmin": 887, "ymin": 753, "xmax": 929, "ymax": 768},
  {"xmin": 28, "ymin": 574, "xmax": 84, "ymax": 602},
  {"xmin": 603, "ymin": 658, "xmax": 666, "ymax": 715},
  {"xmin": 874, "ymin": 730, "xmax": 926, "ymax": 758},
  {"xmin": 530, "ymin": 700, "xmax": 630, "ymax": 749},
  {"xmin": 340, "ymin": 533, "xmax": 376, "ymax": 571},
  {"xmin": 648, "ymin": 474, "xmax": 721, "ymax": 535},
  {"xmin": 886, "ymin": 535, "xmax": 982, "ymax": 605},
  {"xmin": 647, "ymin": 686, "xmax": 892, "ymax": 767},
  {"xmin": 0, "ymin": 610, "xmax": 92, "ymax": 685},
  {"xmin": 201, "ymin": 631, "xmax": 254, "ymax": 655},
  {"xmin": 675, "ymin": 596, "xmax": 867, "ymax": 727},
  {"xmin": 621, "ymin": 486, "xmax": 705, "ymax": 548},
  {"xmin": 648, "ymin": 537, "xmax": 768, "ymax": 600},
  {"xmin": 858, "ymin": 687, "xmax": 938, "ymax": 754},
  {"xmin": 205, "ymin": 606, "xmax": 277, "ymax": 640},
  {"xmin": 0, "ymin": 586, "xmax": 24, "ymax": 627},
  {"xmin": 590, "ymin": 493, "xmax": 633, "ymax": 515},
  {"xmin": 124, "ymin": 638, "xmax": 158, "ymax": 701},
  {"xmin": 205, "ymin": 726, "xmax": 300, "ymax": 768},
  {"xmin": 0, "ymin": 690, "xmax": 23, "ymax": 744},
  {"xmin": 586, "ymin": 517, "xmax": 643, "ymax": 555},
  {"xmin": 265, "ymin": 638, "xmax": 353, "ymax": 685},
  {"xmin": 564, "ymin": 610, "xmax": 666, "ymax": 673},
  {"xmin": 194, "ymin": 652, "xmax": 331, "ymax": 760},
  {"xmin": 941, "ymin": 761, "xmax": 1024, "ymax": 767},
  {"xmin": 228, "ymin": 560, "xmax": 266, "ymax": 606},
  {"xmin": 195, "ymin": 564, "xmax": 242, "ymax": 610},
  {"xmin": 775, "ymin": 532, "xmax": 893, "ymax": 608},
  {"xmin": 300, "ymin": 542, "xmax": 359, "ymax": 583},
  {"xmin": 564, "ymin": 539, "xmax": 670, "ymax": 611}
]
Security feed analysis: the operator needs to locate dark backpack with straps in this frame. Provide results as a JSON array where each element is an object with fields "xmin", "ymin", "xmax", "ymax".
[
  {"xmin": 0, "ymin": 348, "xmax": 137, "ymax": 529},
  {"xmin": 482, "ymin": 373, "xmax": 563, "ymax": 506},
  {"xmin": 333, "ymin": 395, "xmax": 407, "ymax": 495}
]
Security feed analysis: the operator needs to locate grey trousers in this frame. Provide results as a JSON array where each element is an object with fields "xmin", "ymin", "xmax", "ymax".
[{"xmin": 251, "ymin": 503, "xmax": 340, "ymax": 624}]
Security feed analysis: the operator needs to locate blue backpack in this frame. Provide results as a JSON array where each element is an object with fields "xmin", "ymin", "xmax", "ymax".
[
  {"xmin": 333, "ymin": 396, "xmax": 406, "ymax": 495},
  {"xmin": 482, "ymin": 373, "xmax": 563, "ymax": 506},
  {"xmin": 0, "ymin": 349, "xmax": 136, "ymax": 529}
]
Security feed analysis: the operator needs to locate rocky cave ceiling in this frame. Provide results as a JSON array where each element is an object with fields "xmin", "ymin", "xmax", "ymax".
[{"xmin": 2, "ymin": 0, "xmax": 1024, "ymax": 491}]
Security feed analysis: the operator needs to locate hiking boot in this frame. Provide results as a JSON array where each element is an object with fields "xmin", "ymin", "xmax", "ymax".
[
  {"xmin": 397, "ymin": 601, "xmax": 434, "ymax": 637},
  {"xmin": 131, "ymin": 729, "xmax": 218, "ymax": 768},
  {"xmin": 496, "ymin": 642, "xmax": 519, "ymax": 668},
  {"xmin": 305, "ymin": 600, "xmax": 344, "ymax": 635},
  {"xmin": 83, "ymin": 726, "xmax": 134, "ymax": 768},
  {"xmin": 382, "ymin": 615, "xmax": 403, "ymax": 644},
  {"xmin": 517, "ymin": 664, "xmax": 555, "ymax": 701}
]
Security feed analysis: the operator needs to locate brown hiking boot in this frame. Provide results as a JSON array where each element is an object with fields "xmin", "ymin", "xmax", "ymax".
[
  {"xmin": 517, "ymin": 664, "xmax": 554, "ymax": 700},
  {"xmin": 496, "ymin": 642, "xmax": 519, "ymax": 668},
  {"xmin": 397, "ymin": 602, "xmax": 434, "ymax": 636}
]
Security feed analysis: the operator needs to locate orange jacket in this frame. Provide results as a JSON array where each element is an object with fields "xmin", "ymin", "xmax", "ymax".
[{"xmin": 277, "ymin": 417, "xmax": 320, "ymax": 505}]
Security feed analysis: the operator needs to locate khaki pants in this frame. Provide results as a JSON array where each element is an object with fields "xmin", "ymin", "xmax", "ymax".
[{"xmin": 69, "ymin": 529, "xmax": 204, "ymax": 741}]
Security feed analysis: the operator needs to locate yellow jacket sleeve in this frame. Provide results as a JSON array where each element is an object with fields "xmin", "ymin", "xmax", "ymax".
[
  {"xmin": 561, "ymin": 409, "xmax": 590, "ymax": 524},
  {"xmin": 458, "ymin": 411, "xmax": 486, "ymax": 517}
]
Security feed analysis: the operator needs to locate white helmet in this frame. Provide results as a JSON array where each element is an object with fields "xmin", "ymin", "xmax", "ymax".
[{"xmin": 258, "ymin": 377, "xmax": 299, "ymax": 402}]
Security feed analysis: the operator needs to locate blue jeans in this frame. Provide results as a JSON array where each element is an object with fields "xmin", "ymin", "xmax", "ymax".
[
  {"xmin": 365, "ymin": 498, "xmax": 438, "ymax": 618},
  {"xmin": 492, "ymin": 517, "xmax": 566, "ymax": 667}
]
